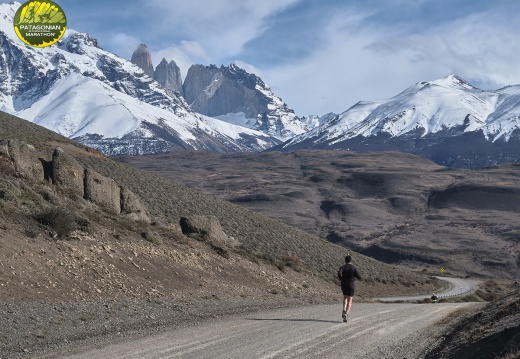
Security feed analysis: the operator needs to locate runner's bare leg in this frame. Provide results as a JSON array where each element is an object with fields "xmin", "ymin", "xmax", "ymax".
[{"xmin": 345, "ymin": 296, "xmax": 353, "ymax": 315}]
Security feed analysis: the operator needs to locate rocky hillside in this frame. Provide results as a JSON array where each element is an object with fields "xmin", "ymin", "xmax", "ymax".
[
  {"xmin": 426, "ymin": 288, "xmax": 520, "ymax": 359},
  {"xmin": 0, "ymin": 111, "xmax": 444, "ymax": 357},
  {"xmin": 115, "ymin": 150, "xmax": 520, "ymax": 281}
]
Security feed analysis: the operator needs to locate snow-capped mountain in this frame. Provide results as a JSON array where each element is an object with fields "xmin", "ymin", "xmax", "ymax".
[
  {"xmin": 278, "ymin": 75, "xmax": 520, "ymax": 168},
  {"xmin": 0, "ymin": 2, "xmax": 279, "ymax": 155},
  {"xmin": 183, "ymin": 64, "xmax": 317, "ymax": 141}
]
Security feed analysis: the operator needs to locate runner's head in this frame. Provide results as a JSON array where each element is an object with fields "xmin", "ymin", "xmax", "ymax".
[{"xmin": 345, "ymin": 255, "xmax": 352, "ymax": 263}]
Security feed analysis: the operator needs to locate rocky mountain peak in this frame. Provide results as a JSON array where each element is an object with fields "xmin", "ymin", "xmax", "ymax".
[
  {"xmin": 279, "ymin": 75, "xmax": 520, "ymax": 169},
  {"xmin": 131, "ymin": 43, "xmax": 154, "ymax": 78},
  {"xmin": 430, "ymin": 74, "xmax": 476, "ymax": 90},
  {"xmin": 222, "ymin": 64, "xmax": 263, "ymax": 91},
  {"xmin": 62, "ymin": 32, "xmax": 99, "ymax": 55},
  {"xmin": 183, "ymin": 63, "xmax": 313, "ymax": 140},
  {"xmin": 154, "ymin": 58, "xmax": 183, "ymax": 96}
]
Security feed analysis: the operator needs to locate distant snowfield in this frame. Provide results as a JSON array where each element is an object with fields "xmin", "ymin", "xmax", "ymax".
[
  {"xmin": 215, "ymin": 112, "xmax": 255, "ymax": 128},
  {"xmin": 285, "ymin": 75, "xmax": 520, "ymax": 148},
  {"xmin": 16, "ymin": 73, "xmax": 265, "ymax": 142}
]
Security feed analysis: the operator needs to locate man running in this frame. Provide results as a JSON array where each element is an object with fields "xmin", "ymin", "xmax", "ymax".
[
  {"xmin": 431, "ymin": 293, "xmax": 438, "ymax": 303},
  {"xmin": 338, "ymin": 255, "xmax": 362, "ymax": 322}
]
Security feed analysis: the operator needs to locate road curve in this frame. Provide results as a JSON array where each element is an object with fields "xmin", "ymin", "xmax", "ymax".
[
  {"xmin": 43, "ymin": 302, "xmax": 481, "ymax": 359},
  {"xmin": 375, "ymin": 276, "xmax": 480, "ymax": 302}
]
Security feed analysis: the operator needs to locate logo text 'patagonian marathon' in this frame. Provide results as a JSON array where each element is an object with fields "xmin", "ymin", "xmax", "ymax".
[{"xmin": 14, "ymin": 1, "xmax": 67, "ymax": 47}]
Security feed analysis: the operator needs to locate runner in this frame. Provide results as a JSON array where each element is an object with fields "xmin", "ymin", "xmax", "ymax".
[
  {"xmin": 431, "ymin": 293, "xmax": 438, "ymax": 303},
  {"xmin": 338, "ymin": 255, "xmax": 362, "ymax": 322}
]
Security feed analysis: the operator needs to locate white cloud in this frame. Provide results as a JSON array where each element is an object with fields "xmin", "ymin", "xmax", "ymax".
[
  {"xmin": 233, "ymin": 60, "xmax": 263, "ymax": 78},
  {"xmin": 143, "ymin": 0, "xmax": 301, "ymax": 59},
  {"xmin": 108, "ymin": 33, "xmax": 141, "ymax": 60},
  {"xmin": 152, "ymin": 41, "xmax": 209, "ymax": 79},
  {"xmin": 263, "ymin": 5, "xmax": 520, "ymax": 116}
]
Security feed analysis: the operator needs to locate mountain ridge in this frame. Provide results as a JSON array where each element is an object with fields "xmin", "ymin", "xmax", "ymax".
[
  {"xmin": 0, "ymin": 2, "xmax": 279, "ymax": 155},
  {"xmin": 3, "ymin": 1, "xmax": 520, "ymax": 168},
  {"xmin": 278, "ymin": 74, "xmax": 520, "ymax": 168}
]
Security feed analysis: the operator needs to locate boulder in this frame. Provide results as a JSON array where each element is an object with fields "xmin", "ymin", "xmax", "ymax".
[
  {"xmin": 121, "ymin": 187, "xmax": 150, "ymax": 223},
  {"xmin": 84, "ymin": 169, "xmax": 121, "ymax": 213},
  {"xmin": 0, "ymin": 139, "xmax": 44, "ymax": 180},
  {"xmin": 179, "ymin": 215, "xmax": 234, "ymax": 246},
  {"xmin": 51, "ymin": 147, "xmax": 84, "ymax": 193}
]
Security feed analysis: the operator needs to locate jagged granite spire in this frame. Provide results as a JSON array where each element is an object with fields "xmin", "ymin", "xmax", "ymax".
[
  {"xmin": 155, "ymin": 58, "xmax": 183, "ymax": 96},
  {"xmin": 130, "ymin": 44, "xmax": 154, "ymax": 78}
]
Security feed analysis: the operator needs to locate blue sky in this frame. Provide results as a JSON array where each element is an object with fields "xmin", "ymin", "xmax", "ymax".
[{"xmin": 4, "ymin": 0, "xmax": 520, "ymax": 116}]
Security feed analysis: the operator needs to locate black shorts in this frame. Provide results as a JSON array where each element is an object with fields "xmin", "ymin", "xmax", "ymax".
[{"xmin": 341, "ymin": 282, "xmax": 355, "ymax": 296}]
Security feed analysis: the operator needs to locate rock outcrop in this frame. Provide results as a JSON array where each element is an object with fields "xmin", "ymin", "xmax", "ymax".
[
  {"xmin": 0, "ymin": 140, "xmax": 150, "ymax": 222},
  {"xmin": 183, "ymin": 64, "xmax": 266, "ymax": 118},
  {"xmin": 182, "ymin": 64, "xmax": 311, "ymax": 140},
  {"xmin": 120, "ymin": 187, "xmax": 150, "ymax": 222},
  {"xmin": 51, "ymin": 147, "xmax": 84, "ymax": 194},
  {"xmin": 0, "ymin": 139, "xmax": 43, "ymax": 180},
  {"xmin": 84, "ymin": 168, "xmax": 121, "ymax": 214},
  {"xmin": 130, "ymin": 44, "xmax": 184, "ymax": 96},
  {"xmin": 180, "ymin": 215, "xmax": 238, "ymax": 247},
  {"xmin": 130, "ymin": 43, "xmax": 154, "ymax": 78}
]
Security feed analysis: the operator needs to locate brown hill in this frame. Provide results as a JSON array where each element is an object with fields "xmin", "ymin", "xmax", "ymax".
[
  {"xmin": 426, "ymin": 287, "xmax": 520, "ymax": 359},
  {"xmin": 114, "ymin": 150, "xmax": 520, "ymax": 280},
  {"xmin": 0, "ymin": 111, "xmax": 442, "ymax": 357}
]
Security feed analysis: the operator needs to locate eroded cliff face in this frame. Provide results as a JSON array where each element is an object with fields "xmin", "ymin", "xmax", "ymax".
[
  {"xmin": 0, "ymin": 140, "xmax": 150, "ymax": 222},
  {"xmin": 183, "ymin": 64, "xmax": 267, "ymax": 118},
  {"xmin": 182, "ymin": 64, "xmax": 313, "ymax": 140}
]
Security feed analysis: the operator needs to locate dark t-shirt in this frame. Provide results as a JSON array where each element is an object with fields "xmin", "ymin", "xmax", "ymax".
[{"xmin": 338, "ymin": 264, "xmax": 362, "ymax": 284}]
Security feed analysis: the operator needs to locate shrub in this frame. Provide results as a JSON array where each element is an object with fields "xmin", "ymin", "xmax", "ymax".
[
  {"xmin": 141, "ymin": 231, "xmax": 163, "ymax": 245},
  {"xmin": 36, "ymin": 207, "xmax": 78, "ymax": 237},
  {"xmin": 475, "ymin": 289, "xmax": 499, "ymax": 302},
  {"xmin": 210, "ymin": 244, "xmax": 230, "ymax": 259},
  {"xmin": 24, "ymin": 229, "xmax": 38, "ymax": 238},
  {"xmin": 276, "ymin": 261, "xmax": 286, "ymax": 272},
  {"xmin": 282, "ymin": 254, "xmax": 301, "ymax": 269}
]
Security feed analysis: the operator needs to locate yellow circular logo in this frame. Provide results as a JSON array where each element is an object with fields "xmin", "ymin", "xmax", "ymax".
[{"xmin": 13, "ymin": 1, "xmax": 67, "ymax": 48}]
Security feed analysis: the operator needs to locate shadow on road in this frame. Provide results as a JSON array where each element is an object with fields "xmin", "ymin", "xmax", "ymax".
[{"xmin": 248, "ymin": 318, "xmax": 340, "ymax": 324}]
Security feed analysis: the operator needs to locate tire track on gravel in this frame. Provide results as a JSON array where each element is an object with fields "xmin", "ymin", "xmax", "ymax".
[{"xmin": 50, "ymin": 302, "xmax": 481, "ymax": 359}]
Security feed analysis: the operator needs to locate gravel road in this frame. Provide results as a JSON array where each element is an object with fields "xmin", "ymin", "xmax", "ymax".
[
  {"xmin": 376, "ymin": 277, "xmax": 481, "ymax": 302},
  {"xmin": 43, "ymin": 302, "xmax": 481, "ymax": 359}
]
